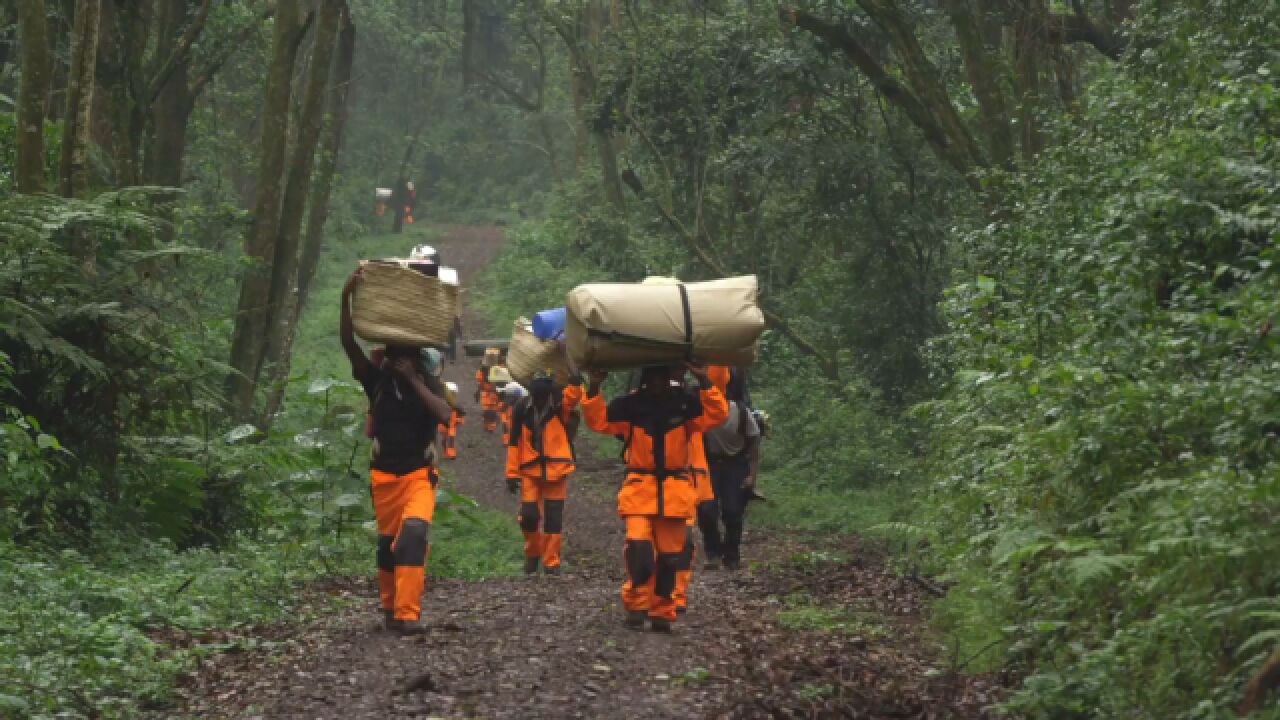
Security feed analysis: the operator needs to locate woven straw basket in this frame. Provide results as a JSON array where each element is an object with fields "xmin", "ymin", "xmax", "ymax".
[
  {"xmin": 351, "ymin": 260, "xmax": 457, "ymax": 347},
  {"xmin": 507, "ymin": 317, "xmax": 571, "ymax": 387}
]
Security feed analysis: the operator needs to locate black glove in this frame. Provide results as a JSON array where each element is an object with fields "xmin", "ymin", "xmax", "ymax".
[{"xmin": 505, "ymin": 477, "xmax": 520, "ymax": 494}]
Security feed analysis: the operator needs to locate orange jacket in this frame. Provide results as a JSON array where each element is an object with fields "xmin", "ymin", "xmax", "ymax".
[
  {"xmin": 583, "ymin": 384, "xmax": 727, "ymax": 519},
  {"xmin": 505, "ymin": 385, "xmax": 584, "ymax": 482}
]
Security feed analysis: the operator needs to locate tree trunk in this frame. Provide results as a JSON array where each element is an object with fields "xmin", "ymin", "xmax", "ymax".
[
  {"xmin": 257, "ymin": 0, "xmax": 344, "ymax": 411},
  {"xmin": 225, "ymin": 0, "xmax": 307, "ymax": 419},
  {"xmin": 294, "ymin": 8, "xmax": 354, "ymax": 319},
  {"xmin": 59, "ymin": 0, "xmax": 102, "ymax": 199},
  {"xmin": 1013, "ymin": 0, "xmax": 1045, "ymax": 161},
  {"xmin": 98, "ymin": 0, "xmax": 147, "ymax": 186},
  {"xmin": 568, "ymin": 53, "xmax": 590, "ymax": 173},
  {"xmin": 598, "ymin": 132, "xmax": 626, "ymax": 211},
  {"xmin": 944, "ymin": 0, "xmax": 1015, "ymax": 167},
  {"xmin": 261, "ymin": 10, "xmax": 354, "ymax": 424},
  {"xmin": 15, "ymin": 0, "xmax": 51, "ymax": 194}
]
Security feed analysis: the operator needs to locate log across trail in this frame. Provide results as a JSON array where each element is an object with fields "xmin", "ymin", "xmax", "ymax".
[{"xmin": 173, "ymin": 227, "xmax": 1001, "ymax": 719}]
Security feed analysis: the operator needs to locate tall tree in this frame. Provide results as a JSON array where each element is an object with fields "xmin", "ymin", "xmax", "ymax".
[
  {"xmin": 59, "ymin": 0, "xmax": 102, "ymax": 199},
  {"xmin": 262, "ymin": 4, "xmax": 356, "ymax": 421},
  {"xmin": 258, "ymin": 0, "xmax": 346, "ymax": 403},
  {"xmin": 225, "ymin": 0, "xmax": 311, "ymax": 419},
  {"xmin": 15, "ymin": 0, "xmax": 51, "ymax": 194}
]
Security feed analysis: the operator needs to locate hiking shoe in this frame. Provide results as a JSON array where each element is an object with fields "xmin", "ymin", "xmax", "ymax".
[
  {"xmin": 391, "ymin": 618, "xmax": 428, "ymax": 636},
  {"xmin": 723, "ymin": 557, "xmax": 742, "ymax": 572},
  {"xmin": 382, "ymin": 609, "xmax": 395, "ymax": 631},
  {"xmin": 543, "ymin": 565, "xmax": 562, "ymax": 576},
  {"xmin": 624, "ymin": 611, "xmax": 647, "ymax": 631},
  {"xmin": 523, "ymin": 557, "xmax": 540, "ymax": 575},
  {"xmin": 649, "ymin": 617, "xmax": 673, "ymax": 633},
  {"xmin": 703, "ymin": 553, "xmax": 722, "ymax": 570}
]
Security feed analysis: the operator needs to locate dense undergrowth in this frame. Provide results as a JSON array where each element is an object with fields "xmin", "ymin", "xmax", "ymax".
[
  {"xmin": 472, "ymin": 3, "xmax": 1280, "ymax": 717},
  {"xmin": 0, "ymin": 208, "xmax": 517, "ymax": 718},
  {"xmin": 918, "ymin": 6, "xmax": 1280, "ymax": 716}
]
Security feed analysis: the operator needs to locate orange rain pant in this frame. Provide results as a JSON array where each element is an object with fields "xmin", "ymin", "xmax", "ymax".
[
  {"xmin": 519, "ymin": 476, "xmax": 568, "ymax": 569},
  {"xmin": 441, "ymin": 412, "xmax": 460, "ymax": 459},
  {"xmin": 372, "ymin": 467, "xmax": 437, "ymax": 621},
  {"xmin": 622, "ymin": 515, "xmax": 689, "ymax": 622},
  {"xmin": 673, "ymin": 517, "xmax": 698, "ymax": 611}
]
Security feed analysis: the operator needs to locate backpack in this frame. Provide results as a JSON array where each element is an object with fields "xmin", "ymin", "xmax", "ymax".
[{"xmin": 511, "ymin": 395, "xmax": 580, "ymax": 457}]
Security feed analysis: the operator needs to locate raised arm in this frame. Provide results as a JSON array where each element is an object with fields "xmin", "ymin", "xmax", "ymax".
[
  {"xmin": 340, "ymin": 269, "xmax": 370, "ymax": 378},
  {"xmin": 686, "ymin": 363, "xmax": 729, "ymax": 431},
  {"xmin": 582, "ymin": 371, "xmax": 630, "ymax": 435},
  {"xmin": 390, "ymin": 358, "xmax": 452, "ymax": 426},
  {"xmin": 559, "ymin": 378, "xmax": 585, "ymax": 425}
]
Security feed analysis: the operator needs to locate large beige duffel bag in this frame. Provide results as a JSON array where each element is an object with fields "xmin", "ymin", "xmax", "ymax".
[
  {"xmin": 351, "ymin": 260, "xmax": 458, "ymax": 347},
  {"xmin": 565, "ymin": 275, "xmax": 765, "ymax": 370},
  {"xmin": 507, "ymin": 317, "xmax": 572, "ymax": 387}
]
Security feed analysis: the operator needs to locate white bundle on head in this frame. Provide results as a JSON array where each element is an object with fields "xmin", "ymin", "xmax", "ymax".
[{"xmin": 503, "ymin": 382, "xmax": 527, "ymax": 401}]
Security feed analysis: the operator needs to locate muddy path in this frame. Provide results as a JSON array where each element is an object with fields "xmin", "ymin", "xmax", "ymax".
[{"xmin": 173, "ymin": 226, "xmax": 1002, "ymax": 719}]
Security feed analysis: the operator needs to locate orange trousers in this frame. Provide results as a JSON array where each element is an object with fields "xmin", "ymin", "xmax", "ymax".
[
  {"xmin": 372, "ymin": 467, "xmax": 437, "ymax": 621},
  {"xmin": 441, "ymin": 414, "xmax": 460, "ymax": 459},
  {"xmin": 622, "ymin": 515, "xmax": 688, "ymax": 622},
  {"xmin": 673, "ymin": 518, "xmax": 697, "ymax": 611},
  {"xmin": 519, "ymin": 476, "xmax": 568, "ymax": 569}
]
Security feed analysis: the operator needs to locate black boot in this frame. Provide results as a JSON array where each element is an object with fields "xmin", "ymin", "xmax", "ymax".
[
  {"xmin": 523, "ymin": 557, "xmax": 540, "ymax": 575},
  {"xmin": 649, "ymin": 616, "xmax": 673, "ymax": 633}
]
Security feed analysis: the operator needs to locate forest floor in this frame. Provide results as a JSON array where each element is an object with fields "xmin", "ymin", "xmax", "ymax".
[{"xmin": 171, "ymin": 226, "xmax": 1003, "ymax": 719}]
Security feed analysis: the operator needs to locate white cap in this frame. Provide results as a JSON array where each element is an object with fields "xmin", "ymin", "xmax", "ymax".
[
  {"xmin": 409, "ymin": 244, "xmax": 438, "ymax": 261},
  {"xmin": 503, "ymin": 382, "xmax": 527, "ymax": 399}
]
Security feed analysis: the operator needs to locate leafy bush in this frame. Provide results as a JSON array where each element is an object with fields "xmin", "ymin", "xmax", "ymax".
[{"xmin": 921, "ymin": 3, "xmax": 1280, "ymax": 715}]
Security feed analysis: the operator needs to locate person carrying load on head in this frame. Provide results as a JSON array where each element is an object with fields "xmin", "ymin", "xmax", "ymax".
[
  {"xmin": 582, "ymin": 363, "xmax": 727, "ymax": 632},
  {"xmin": 487, "ymin": 364, "xmax": 513, "ymax": 438},
  {"xmin": 673, "ymin": 365, "xmax": 731, "ymax": 613},
  {"xmin": 504, "ymin": 370, "xmax": 585, "ymax": 575},
  {"xmin": 697, "ymin": 367, "xmax": 761, "ymax": 571},
  {"xmin": 476, "ymin": 349, "xmax": 505, "ymax": 432},
  {"xmin": 340, "ymin": 268, "xmax": 451, "ymax": 636},
  {"xmin": 439, "ymin": 381, "xmax": 464, "ymax": 460},
  {"xmin": 500, "ymin": 382, "xmax": 526, "ymax": 446}
]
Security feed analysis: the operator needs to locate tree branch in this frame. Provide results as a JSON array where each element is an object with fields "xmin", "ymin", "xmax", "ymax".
[
  {"xmin": 1045, "ymin": 3, "xmax": 1128, "ymax": 60},
  {"xmin": 188, "ymin": 6, "xmax": 275, "ymax": 101},
  {"xmin": 992, "ymin": 0, "xmax": 1129, "ymax": 60},
  {"xmin": 476, "ymin": 67, "xmax": 541, "ymax": 112},
  {"xmin": 780, "ymin": 6, "xmax": 980, "ymax": 190},
  {"xmin": 147, "ymin": 0, "xmax": 213, "ymax": 104}
]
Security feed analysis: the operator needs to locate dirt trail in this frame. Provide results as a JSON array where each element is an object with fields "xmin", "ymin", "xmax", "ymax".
[{"xmin": 174, "ymin": 226, "xmax": 1002, "ymax": 719}]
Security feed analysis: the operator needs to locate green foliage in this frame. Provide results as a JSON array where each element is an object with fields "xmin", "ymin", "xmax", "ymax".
[
  {"xmin": 921, "ymin": 2, "xmax": 1280, "ymax": 715},
  {"xmin": 473, "ymin": 215, "xmax": 616, "ymax": 336}
]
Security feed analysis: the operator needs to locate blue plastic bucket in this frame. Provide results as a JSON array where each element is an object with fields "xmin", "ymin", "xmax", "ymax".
[{"xmin": 532, "ymin": 307, "xmax": 567, "ymax": 340}]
